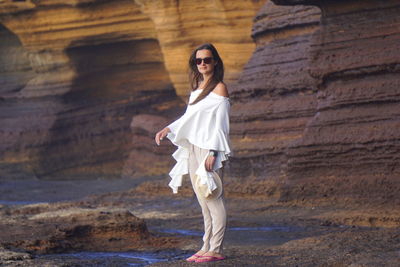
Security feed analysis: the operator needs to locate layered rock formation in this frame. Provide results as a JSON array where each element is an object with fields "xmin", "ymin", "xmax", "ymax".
[
  {"xmin": 282, "ymin": 0, "xmax": 400, "ymax": 204},
  {"xmin": 0, "ymin": 0, "xmax": 181, "ymax": 180},
  {"xmin": 229, "ymin": 2, "xmax": 321, "ymax": 191},
  {"xmin": 1, "ymin": 0, "xmax": 399, "ymax": 205},
  {"xmin": 0, "ymin": 0, "xmax": 261, "ymax": 180},
  {"xmin": 135, "ymin": 0, "xmax": 265, "ymax": 98},
  {"xmin": 229, "ymin": 0, "xmax": 400, "ymax": 204}
]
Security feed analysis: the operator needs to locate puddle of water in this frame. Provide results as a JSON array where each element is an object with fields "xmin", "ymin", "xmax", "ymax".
[
  {"xmin": 228, "ymin": 226, "xmax": 294, "ymax": 232},
  {"xmin": 151, "ymin": 226, "xmax": 298, "ymax": 238},
  {"xmin": 151, "ymin": 227, "xmax": 203, "ymax": 236},
  {"xmin": 224, "ymin": 225, "xmax": 306, "ymax": 246},
  {"xmin": 74, "ymin": 251, "xmax": 163, "ymax": 265}
]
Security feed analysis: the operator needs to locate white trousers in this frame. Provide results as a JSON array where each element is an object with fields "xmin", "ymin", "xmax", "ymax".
[{"xmin": 188, "ymin": 144, "xmax": 227, "ymax": 254}]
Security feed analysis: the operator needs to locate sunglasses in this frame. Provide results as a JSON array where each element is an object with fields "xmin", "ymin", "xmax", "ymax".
[{"xmin": 195, "ymin": 57, "xmax": 213, "ymax": 65}]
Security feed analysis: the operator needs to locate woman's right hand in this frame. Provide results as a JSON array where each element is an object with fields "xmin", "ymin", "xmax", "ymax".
[{"xmin": 155, "ymin": 127, "xmax": 171, "ymax": 146}]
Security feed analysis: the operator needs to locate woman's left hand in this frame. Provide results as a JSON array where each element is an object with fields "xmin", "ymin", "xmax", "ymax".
[
  {"xmin": 155, "ymin": 127, "xmax": 170, "ymax": 146},
  {"xmin": 205, "ymin": 155, "xmax": 216, "ymax": 172}
]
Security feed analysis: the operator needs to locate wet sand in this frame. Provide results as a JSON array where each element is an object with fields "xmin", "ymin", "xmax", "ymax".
[{"xmin": 0, "ymin": 178, "xmax": 399, "ymax": 266}]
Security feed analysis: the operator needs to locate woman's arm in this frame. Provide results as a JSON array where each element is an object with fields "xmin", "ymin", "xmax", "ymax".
[{"xmin": 155, "ymin": 110, "xmax": 186, "ymax": 146}]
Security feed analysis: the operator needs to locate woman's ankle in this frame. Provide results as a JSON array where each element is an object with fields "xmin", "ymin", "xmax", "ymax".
[
  {"xmin": 203, "ymin": 251, "xmax": 223, "ymax": 257},
  {"xmin": 196, "ymin": 249, "xmax": 207, "ymax": 255}
]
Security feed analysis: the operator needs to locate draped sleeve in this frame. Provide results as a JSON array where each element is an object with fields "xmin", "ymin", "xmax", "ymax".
[
  {"xmin": 166, "ymin": 115, "xmax": 183, "ymax": 135},
  {"xmin": 165, "ymin": 91, "xmax": 232, "ymax": 194}
]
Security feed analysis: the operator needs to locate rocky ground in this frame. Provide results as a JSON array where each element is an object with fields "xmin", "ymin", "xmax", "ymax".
[{"xmin": 0, "ymin": 178, "xmax": 399, "ymax": 267}]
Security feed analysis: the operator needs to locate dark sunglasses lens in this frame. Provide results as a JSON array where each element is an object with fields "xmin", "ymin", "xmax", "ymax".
[
  {"xmin": 203, "ymin": 57, "xmax": 213, "ymax": 64},
  {"xmin": 195, "ymin": 57, "xmax": 213, "ymax": 65}
]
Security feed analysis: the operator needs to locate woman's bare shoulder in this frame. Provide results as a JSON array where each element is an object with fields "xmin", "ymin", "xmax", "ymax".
[{"xmin": 212, "ymin": 82, "xmax": 229, "ymax": 97}]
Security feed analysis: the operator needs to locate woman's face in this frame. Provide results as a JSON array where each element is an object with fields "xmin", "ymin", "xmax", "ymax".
[{"xmin": 196, "ymin": 49, "xmax": 216, "ymax": 76}]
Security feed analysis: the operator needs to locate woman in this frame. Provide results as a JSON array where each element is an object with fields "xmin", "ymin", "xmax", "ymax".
[{"xmin": 155, "ymin": 43, "xmax": 231, "ymax": 263}]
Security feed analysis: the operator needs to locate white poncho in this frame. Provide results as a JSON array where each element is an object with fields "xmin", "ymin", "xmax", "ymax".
[{"xmin": 166, "ymin": 89, "xmax": 232, "ymax": 194}]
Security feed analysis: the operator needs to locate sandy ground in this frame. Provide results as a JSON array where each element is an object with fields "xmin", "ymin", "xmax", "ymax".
[{"xmin": 0, "ymin": 177, "xmax": 399, "ymax": 266}]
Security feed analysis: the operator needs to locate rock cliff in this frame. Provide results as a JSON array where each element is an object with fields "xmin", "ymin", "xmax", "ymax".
[
  {"xmin": 135, "ymin": 0, "xmax": 264, "ymax": 98},
  {"xmin": 228, "ymin": 2, "xmax": 321, "ymax": 196},
  {"xmin": 0, "ymin": 0, "xmax": 182, "ymax": 180},
  {"xmin": 1, "ymin": 0, "xmax": 399, "ymax": 205},
  {"xmin": 0, "ymin": 0, "xmax": 261, "ymax": 180},
  {"xmin": 282, "ymin": 0, "xmax": 400, "ymax": 204},
  {"xmin": 229, "ymin": 0, "xmax": 400, "ymax": 204}
]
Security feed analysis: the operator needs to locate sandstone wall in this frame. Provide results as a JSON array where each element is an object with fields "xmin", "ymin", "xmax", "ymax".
[
  {"xmin": 228, "ymin": 0, "xmax": 400, "ymax": 204},
  {"xmin": 0, "ymin": 0, "xmax": 262, "ymax": 180},
  {"xmin": 228, "ymin": 2, "xmax": 321, "ymax": 194},
  {"xmin": 1, "ymin": 0, "xmax": 399, "ymax": 205},
  {"xmin": 135, "ymin": 0, "xmax": 264, "ymax": 98},
  {"xmin": 282, "ymin": 0, "xmax": 400, "ymax": 204},
  {"xmin": 0, "ymin": 0, "xmax": 183, "ymax": 179}
]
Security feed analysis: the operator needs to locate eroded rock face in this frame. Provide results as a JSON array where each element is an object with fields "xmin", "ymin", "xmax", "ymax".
[
  {"xmin": 0, "ymin": 0, "xmax": 184, "ymax": 180},
  {"xmin": 228, "ymin": 2, "xmax": 321, "ymax": 188},
  {"xmin": 0, "ymin": 0, "xmax": 260, "ymax": 180},
  {"xmin": 135, "ymin": 0, "xmax": 265, "ymax": 98},
  {"xmin": 283, "ymin": 0, "xmax": 400, "ymax": 204},
  {"xmin": 229, "ymin": 0, "xmax": 400, "ymax": 204},
  {"xmin": 1, "ymin": 0, "xmax": 399, "ymax": 206}
]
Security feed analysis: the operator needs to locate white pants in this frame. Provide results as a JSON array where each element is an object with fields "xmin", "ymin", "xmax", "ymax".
[{"xmin": 188, "ymin": 144, "xmax": 227, "ymax": 254}]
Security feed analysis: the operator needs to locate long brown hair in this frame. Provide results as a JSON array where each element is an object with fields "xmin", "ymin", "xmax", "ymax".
[{"xmin": 188, "ymin": 43, "xmax": 224, "ymax": 105}]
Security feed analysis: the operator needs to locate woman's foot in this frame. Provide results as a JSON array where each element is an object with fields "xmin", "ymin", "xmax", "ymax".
[
  {"xmin": 186, "ymin": 250, "xmax": 206, "ymax": 262},
  {"xmin": 203, "ymin": 251, "xmax": 223, "ymax": 257},
  {"xmin": 194, "ymin": 251, "xmax": 225, "ymax": 262}
]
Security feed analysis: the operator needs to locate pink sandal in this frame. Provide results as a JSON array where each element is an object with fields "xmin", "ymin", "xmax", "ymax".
[
  {"xmin": 186, "ymin": 253, "xmax": 204, "ymax": 262},
  {"xmin": 195, "ymin": 255, "xmax": 226, "ymax": 263}
]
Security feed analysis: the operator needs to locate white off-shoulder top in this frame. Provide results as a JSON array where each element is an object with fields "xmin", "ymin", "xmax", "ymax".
[{"xmin": 166, "ymin": 89, "xmax": 232, "ymax": 194}]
